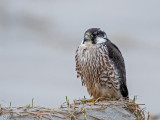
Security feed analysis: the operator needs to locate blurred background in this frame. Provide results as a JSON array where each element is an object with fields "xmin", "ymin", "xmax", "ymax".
[{"xmin": 0, "ymin": 0, "xmax": 160, "ymax": 116}]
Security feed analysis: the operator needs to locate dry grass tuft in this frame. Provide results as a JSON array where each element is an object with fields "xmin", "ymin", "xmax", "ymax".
[{"xmin": 125, "ymin": 100, "xmax": 146, "ymax": 120}]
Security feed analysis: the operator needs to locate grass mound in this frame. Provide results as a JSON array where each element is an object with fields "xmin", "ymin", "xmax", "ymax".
[{"xmin": 0, "ymin": 98, "xmax": 148, "ymax": 120}]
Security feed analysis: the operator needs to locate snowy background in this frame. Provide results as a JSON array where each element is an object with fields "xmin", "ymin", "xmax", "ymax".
[{"xmin": 0, "ymin": 0, "xmax": 160, "ymax": 115}]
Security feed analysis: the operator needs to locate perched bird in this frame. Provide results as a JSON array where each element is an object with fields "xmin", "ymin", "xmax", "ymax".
[{"xmin": 75, "ymin": 28, "xmax": 128, "ymax": 99}]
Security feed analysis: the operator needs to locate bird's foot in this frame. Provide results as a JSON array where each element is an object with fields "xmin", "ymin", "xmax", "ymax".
[
  {"xmin": 87, "ymin": 97, "xmax": 105, "ymax": 103},
  {"xmin": 87, "ymin": 98, "xmax": 97, "ymax": 102}
]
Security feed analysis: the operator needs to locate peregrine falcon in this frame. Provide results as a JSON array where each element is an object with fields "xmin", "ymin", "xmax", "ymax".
[{"xmin": 75, "ymin": 28, "xmax": 128, "ymax": 99}]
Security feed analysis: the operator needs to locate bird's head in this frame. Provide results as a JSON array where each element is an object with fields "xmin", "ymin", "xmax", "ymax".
[{"xmin": 83, "ymin": 28, "xmax": 108, "ymax": 45}]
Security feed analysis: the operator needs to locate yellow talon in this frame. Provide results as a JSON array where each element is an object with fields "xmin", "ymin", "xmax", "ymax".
[
  {"xmin": 88, "ymin": 98, "xmax": 97, "ymax": 102},
  {"xmin": 88, "ymin": 97, "xmax": 106, "ymax": 102}
]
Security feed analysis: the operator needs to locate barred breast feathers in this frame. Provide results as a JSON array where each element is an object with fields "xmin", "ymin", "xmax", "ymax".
[{"xmin": 75, "ymin": 42, "xmax": 120, "ymax": 90}]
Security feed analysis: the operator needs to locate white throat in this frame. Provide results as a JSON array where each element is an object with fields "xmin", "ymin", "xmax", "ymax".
[
  {"xmin": 96, "ymin": 37, "xmax": 106, "ymax": 44},
  {"xmin": 83, "ymin": 40, "xmax": 95, "ymax": 48}
]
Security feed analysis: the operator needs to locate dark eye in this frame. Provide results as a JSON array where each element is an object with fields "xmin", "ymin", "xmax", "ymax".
[{"xmin": 92, "ymin": 32, "xmax": 97, "ymax": 36}]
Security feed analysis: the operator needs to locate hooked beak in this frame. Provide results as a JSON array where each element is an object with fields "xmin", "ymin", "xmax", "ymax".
[{"xmin": 83, "ymin": 35, "xmax": 90, "ymax": 43}]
